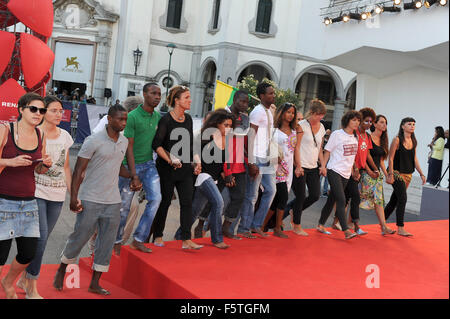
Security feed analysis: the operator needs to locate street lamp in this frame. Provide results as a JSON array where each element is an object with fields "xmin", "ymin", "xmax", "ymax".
[
  {"xmin": 133, "ymin": 46, "xmax": 143, "ymax": 76},
  {"xmin": 161, "ymin": 43, "xmax": 177, "ymax": 112}
]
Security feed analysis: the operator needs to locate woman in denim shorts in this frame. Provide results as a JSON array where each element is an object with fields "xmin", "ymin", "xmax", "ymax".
[{"xmin": 0, "ymin": 93, "xmax": 52, "ymax": 299}]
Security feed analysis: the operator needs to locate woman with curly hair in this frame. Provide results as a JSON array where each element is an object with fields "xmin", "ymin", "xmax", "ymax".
[{"xmin": 317, "ymin": 110, "xmax": 361, "ymax": 240}]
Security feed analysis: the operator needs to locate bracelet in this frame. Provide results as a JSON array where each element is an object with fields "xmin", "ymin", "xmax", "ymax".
[{"xmin": 43, "ymin": 163, "xmax": 51, "ymax": 169}]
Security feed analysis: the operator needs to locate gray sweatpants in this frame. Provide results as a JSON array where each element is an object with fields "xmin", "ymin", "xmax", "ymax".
[{"xmin": 61, "ymin": 201, "xmax": 121, "ymax": 272}]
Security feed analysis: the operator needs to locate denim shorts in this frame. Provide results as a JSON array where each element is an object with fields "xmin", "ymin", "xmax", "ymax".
[{"xmin": 0, "ymin": 198, "xmax": 40, "ymax": 241}]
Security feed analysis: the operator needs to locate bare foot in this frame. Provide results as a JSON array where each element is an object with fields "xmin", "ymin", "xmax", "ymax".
[
  {"xmin": 214, "ymin": 242, "xmax": 230, "ymax": 249},
  {"xmin": 273, "ymin": 229, "xmax": 289, "ymax": 238},
  {"xmin": 88, "ymin": 285, "xmax": 110, "ymax": 296},
  {"xmin": 16, "ymin": 274, "xmax": 28, "ymax": 291},
  {"xmin": 1, "ymin": 278, "xmax": 18, "ymax": 299},
  {"xmin": 53, "ymin": 270, "xmax": 65, "ymax": 291},
  {"xmin": 251, "ymin": 228, "xmax": 269, "ymax": 238},
  {"xmin": 293, "ymin": 228, "xmax": 309, "ymax": 236},
  {"xmin": 182, "ymin": 240, "xmax": 203, "ymax": 250},
  {"xmin": 238, "ymin": 232, "xmax": 257, "ymax": 239},
  {"xmin": 25, "ymin": 285, "xmax": 44, "ymax": 300},
  {"xmin": 398, "ymin": 229, "xmax": 413, "ymax": 237}
]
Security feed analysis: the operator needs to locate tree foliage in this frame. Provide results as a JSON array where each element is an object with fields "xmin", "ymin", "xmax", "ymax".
[{"xmin": 236, "ymin": 75, "xmax": 304, "ymax": 113}]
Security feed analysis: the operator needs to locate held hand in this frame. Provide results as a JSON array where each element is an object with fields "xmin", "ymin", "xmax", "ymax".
[
  {"xmin": 171, "ymin": 158, "xmax": 182, "ymax": 170},
  {"xmin": 319, "ymin": 167, "xmax": 327, "ymax": 177},
  {"xmin": 130, "ymin": 176, "xmax": 142, "ymax": 191},
  {"xmin": 295, "ymin": 166, "xmax": 304, "ymax": 178},
  {"xmin": 386, "ymin": 175, "xmax": 394, "ymax": 185},
  {"xmin": 194, "ymin": 163, "xmax": 202, "ymax": 175},
  {"xmin": 8, "ymin": 155, "xmax": 32, "ymax": 167},
  {"xmin": 42, "ymin": 154, "xmax": 52, "ymax": 168},
  {"xmin": 352, "ymin": 170, "xmax": 360, "ymax": 181},
  {"xmin": 70, "ymin": 198, "xmax": 83, "ymax": 213},
  {"xmin": 368, "ymin": 170, "xmax": 378, "ymax": 179},
  {"xmin": 248, "ymin": 164, "xmax": 259, "ymax": 179}
]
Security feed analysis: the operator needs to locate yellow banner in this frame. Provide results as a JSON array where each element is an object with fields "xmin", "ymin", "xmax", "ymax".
[{"xmin": 213, "ymin": 80, "xmax": 235, "ymax": 110}]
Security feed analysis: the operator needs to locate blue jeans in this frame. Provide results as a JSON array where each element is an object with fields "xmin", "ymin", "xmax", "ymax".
[
  {"xmin": 175, "ymin": 177, "xmax": 224, "ymax": 244},
  {"xmin": 235, "ymin": 160, "xmax": 276, "ymax": 233},
  {"xmin": 116, "ymin": 160, "xmax": 161, "ymax": 244},
  {"xmin": 26, "ymin": 199, "xmax": 63, "ymax": 279}
]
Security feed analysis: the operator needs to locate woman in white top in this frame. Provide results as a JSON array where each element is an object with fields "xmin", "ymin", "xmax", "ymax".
[
  {"xmin": 286, "ymin": 100, "xmax": 327, "ymax": 236},
  {"xmin": 17, "ymin": 96, "xmax": 73, "ymax": 299},
  {"xmin": 318, "ymin": 110, "xmax": 362, "ymax": 240},
  {"xmin": 262, "ymin": 103, "xmax": 298, "ymax": 238}
]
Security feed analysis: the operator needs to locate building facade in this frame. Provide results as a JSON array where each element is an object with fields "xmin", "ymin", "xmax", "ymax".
[{"xmin": 49, "ymin": 0, "xmax": 449, "ymax": 177}]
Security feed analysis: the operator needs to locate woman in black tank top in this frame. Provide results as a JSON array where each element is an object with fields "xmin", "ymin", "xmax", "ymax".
[
  {"xmin": 385, "ymin": 118, "xmax": 426, "ymax": 237},
  {"xmin": 0, "ymin": 93, "xmax": 52, "ymax": 299}
]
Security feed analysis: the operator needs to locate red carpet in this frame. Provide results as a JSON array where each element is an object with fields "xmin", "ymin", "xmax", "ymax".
[
  {"xmin": 86, "ymin": 220, "xmax": 449, "ymax": 299},
  {"xmin": 1, "ymin": 220, "xmax": 448, "ymax": 299},
  {"xmin": 0, "ymin": 264, "xmax": 139, "ymax": 299}
]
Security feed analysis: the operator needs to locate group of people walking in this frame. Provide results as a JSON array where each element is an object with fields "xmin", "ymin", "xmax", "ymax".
[{"xmin": 0, "ymin": 82, "xmax": 428, "ymax": 298}]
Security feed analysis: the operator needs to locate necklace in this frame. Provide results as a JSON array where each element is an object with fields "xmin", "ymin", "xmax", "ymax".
[{"xmin": 172, "ymin": 110, "xmax": 184, "ymax": 121}]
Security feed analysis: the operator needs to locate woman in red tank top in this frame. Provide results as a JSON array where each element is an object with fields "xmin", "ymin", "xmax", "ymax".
[{"xmin": 0, "ymin": 93, "xmax": 52, "ymax": 299}]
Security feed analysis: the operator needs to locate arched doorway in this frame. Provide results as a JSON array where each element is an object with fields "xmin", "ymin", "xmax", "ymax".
[
  {"xmin": 295, "ymin": 67, "xmax": 344, "ymax": 128},
  {"xmin": 201, "ymin": 60, "xmax": 217, "ymax": 116},
  {"xmin": 238, "ymin": 64, "xmax": 273, "ymax": 83},
  {"xmin": 345, "ymin": 80, "xmax": 357, "ymax": 112}
]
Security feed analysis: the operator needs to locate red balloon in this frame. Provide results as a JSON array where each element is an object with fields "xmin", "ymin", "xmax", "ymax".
[
  {"xmin": 0, "ymin": 79, "xmax": 27, "ymax": 123},
  {"xmin": 7, "ymin": 0, "xmax": 54, "ymax": 37},
  {"xmin": 0, "ymin": 31, "xmax": 15, "ymax": 77},
  {"xmin": 20, "ymin": 33, "xmax": 55, "ymax": 89}
]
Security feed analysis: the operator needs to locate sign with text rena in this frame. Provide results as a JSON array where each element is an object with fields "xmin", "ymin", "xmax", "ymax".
[
  {"xmin": 0, "ymin": 79, "xmax": 27, "ymax": 124},
  {"xmin": 53, "ymin": 41, "xmax": 94, "ymax": 84}
]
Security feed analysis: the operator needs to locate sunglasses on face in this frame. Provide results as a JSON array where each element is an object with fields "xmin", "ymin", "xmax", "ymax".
[
  {"xmin": 23, "ymin": 105, "xmax": 47, "ymax": 115},
  {"xmin": 363, "ymin": 120, "xmax": 372, "ymax": 124}
]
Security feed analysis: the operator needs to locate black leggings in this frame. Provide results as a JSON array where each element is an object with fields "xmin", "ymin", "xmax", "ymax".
[
  {"xmin": 290, "ymin": 168, "xmax": 321, "ymax": 225},
  {"xmin": 152, "ymin": 164, "xmax": 194, "ymax": 241},
  {"xmin": 270, "ymin": 182, "xmax": 289, "ymax": 211},
  {"xmin": 0, "ymin": 237, "xmax": 38, "ymax": 266},
  {"xmin": 344, "ymin": 177, "xmax": 361, "ymax": 223},
  {"xmin": 319, "ymin": 169, "xmax": 350, "ymax": 231},
  {"xmin": 384, "ymin": 178, "xmax": 407, "ymax": 227}
]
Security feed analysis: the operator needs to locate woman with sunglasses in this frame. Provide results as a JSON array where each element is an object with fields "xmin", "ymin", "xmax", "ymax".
[
  {"xmin": 0, "ymin": 93, "xmax": 52, "ymax": 299},
  {"xmin": 15, "ymin": 96, "xmax": 73, "ymax": 299}
]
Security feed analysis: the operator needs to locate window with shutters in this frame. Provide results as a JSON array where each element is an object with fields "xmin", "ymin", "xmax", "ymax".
[
  {"xmin": 212, "ymin": 0, "xmax": 221, "ymax": 30},
  {"xmin": 255, "ymin": 0, "xmax": 272, "ymax": 33},
  {"xmin": 166, "ymin": 0, "xmax": 183, "ymax": 29}
]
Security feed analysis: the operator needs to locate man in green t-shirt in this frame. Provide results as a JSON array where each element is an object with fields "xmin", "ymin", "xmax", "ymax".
[{"xmin": 115, "ymin": 83, "xmax": 162, "ymax": 254}]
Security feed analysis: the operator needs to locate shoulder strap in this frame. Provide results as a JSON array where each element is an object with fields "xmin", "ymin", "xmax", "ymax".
[{"xmin": 307, "ymin": 120, "xmax": 319, "ymax": 148}]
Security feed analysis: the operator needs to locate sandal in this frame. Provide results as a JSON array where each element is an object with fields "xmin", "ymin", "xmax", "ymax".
[
  {"xmin": 345, "ymin": 232, "xmax": 357, "ymax": 240},
  {"xmin": 316, "ymin": 226, "xmax": 331, "ymax": 235},
  {"xmin": 381, "ymin": 226, "xmax": 396, "ymax": 236},
  {"xmin": 238, "ymin": 232, "xmax": 257, "ymax": 239}
]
